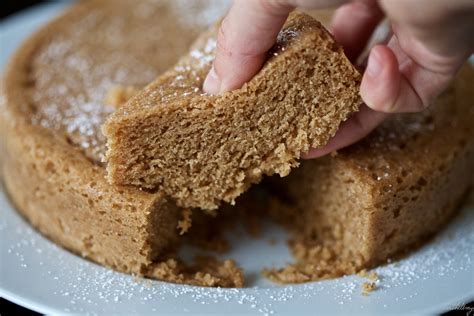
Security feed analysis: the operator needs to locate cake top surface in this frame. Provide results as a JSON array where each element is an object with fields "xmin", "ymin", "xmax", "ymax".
[
  {"xmin": 20, "ymin": 0, "xmax": 229, "ymax": 163},
  {"xmin": 114, "ymin": 12, "xmax": 332, "ymax": 114}
]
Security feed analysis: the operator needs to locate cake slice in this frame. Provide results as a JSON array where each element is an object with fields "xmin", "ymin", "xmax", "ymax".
[{"xmin": 103, "ymin": 12, "xmax": 362, "ymax": 210}]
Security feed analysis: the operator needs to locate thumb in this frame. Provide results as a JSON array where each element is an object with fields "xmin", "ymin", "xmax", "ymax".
[{"xmin": 361, "ymin": 40, "xmax": 466, "ymax": 114}]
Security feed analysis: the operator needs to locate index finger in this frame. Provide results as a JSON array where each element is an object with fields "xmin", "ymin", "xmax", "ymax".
[{"xmin": 203, "ymin": 0, "xmax": 347, "ymax": 94}]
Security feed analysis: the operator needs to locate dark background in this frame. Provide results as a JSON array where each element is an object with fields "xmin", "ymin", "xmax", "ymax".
[
  {"xmin": 0, "ymin": 1, "xmax": 473, "ymax": 315},
  {"xmin": 1, "ymin": 0, "xmax": 44, "ymax": 19}
]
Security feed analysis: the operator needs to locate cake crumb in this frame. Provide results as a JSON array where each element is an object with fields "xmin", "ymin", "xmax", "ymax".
[
  {"xmin": 177, "ymin": 209, "xmax": 192, "ymax": 235},
  {"xmin": 368, "ymin": 271, "xmax": 379, "ymax": 281},
  {"xmin": 358, "ymin": 269, "xmax": 379, "ymax": 280},
  {"xmin": 361, "ymin": 281, "xmax": 377, "ymax": 296},
  {"xmin": 105, "ymin": 85, "xmax": 139, "ymax": 109},
  {"xmin": 358, "ymin": 269, "xmax": 368, "ymax": 278},
  {"xmin": 147, "ymin": 255, "xmax": 244, "ymax": 288}
]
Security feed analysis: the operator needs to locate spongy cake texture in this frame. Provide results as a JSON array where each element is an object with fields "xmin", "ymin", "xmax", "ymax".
[{"xmin": 103, "ymin": 12, "xmax": 362, "ymax": 210}]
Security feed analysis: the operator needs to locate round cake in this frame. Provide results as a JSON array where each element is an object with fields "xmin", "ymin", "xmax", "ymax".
[{"xmin": 1, "ymin": 0, "xmax": 473, "ymax": 288}]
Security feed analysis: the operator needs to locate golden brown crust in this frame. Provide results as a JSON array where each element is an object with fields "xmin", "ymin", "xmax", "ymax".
[
  {"xmin": 1, "ymin": 109, "xmax": 175, "ymax": 274},
  {"xmin": 103, "ymin": 12, "xmax": 362, "ymax": 210}
]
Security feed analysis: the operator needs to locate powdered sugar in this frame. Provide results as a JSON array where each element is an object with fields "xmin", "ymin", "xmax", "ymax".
[
  {"xmin": 189, "ymin": 37, "xmax": 217, "ymax": 67},
  {"xmin": 26, "ymin": 0, "xmax": 228, "ymax": 163}
]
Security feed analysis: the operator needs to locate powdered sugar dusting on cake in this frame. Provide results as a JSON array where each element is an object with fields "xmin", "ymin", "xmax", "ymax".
[
  {"xmin": 189, "ymin": 36, "xmax": 216, "ymax": 67},
  {"xmin": 131, "ymin": 34, "xmax": 217, "ymax": 108},
  {"xmin": 26, "ymin": 0, "xmax": 229, "ymax": 163},
  {"xmin": 172, "ymin": 0, "xmax": 231, "ymax": 26}
]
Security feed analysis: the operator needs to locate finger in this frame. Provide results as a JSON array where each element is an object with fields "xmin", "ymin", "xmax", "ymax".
[
  {"xmin": 203, "ymin": 0, "xmax": 349, "ymax": 94},
  {"xmin": 379, "ymin": 0, "xmax": 474, "ymax": 57},
  {"xmin": 361, "ymin": 38, "xmax": 463, "ymax": 113},
  {"xmin": 203, "ymin": 0, "xmax": 293, "ymax": 94},
  {"xmin": 330, "ymin": 0, "xmax": 385, "ymax": 61},
  {"xmin": 360, "ymin": 44, "xmax": 402, "ymax": 112},
  {"xmin": 303, "ymin": 105, "xmax": 387, "ymax": 159}
]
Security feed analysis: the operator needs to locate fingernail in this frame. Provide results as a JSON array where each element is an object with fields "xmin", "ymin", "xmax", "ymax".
[
  {"xmin": 203, "ymin": 66, "xmax": 221, "ymax": 95},
  {"xmin": 366, "ymin": 50, "xmax": 383, "ymax": 78}
]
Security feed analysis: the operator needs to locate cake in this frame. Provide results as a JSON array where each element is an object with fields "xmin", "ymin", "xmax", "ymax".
[
  {"xmin": 1, "ymin": 0, "xmax": 473, "ymax": 288},
  {"xmin": 102, "ymin": 12, "xmax": 362, "ymax": 210}
]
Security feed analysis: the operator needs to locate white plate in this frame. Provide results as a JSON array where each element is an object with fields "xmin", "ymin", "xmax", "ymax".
[{"xmin": 1, "ymin": 2, "xmax": 473, "ymax": 315}]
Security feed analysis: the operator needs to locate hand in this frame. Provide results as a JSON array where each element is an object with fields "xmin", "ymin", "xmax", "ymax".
[{"xmin": 203, "ymin": 0, "xmax": 474, "ymax": 158}]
